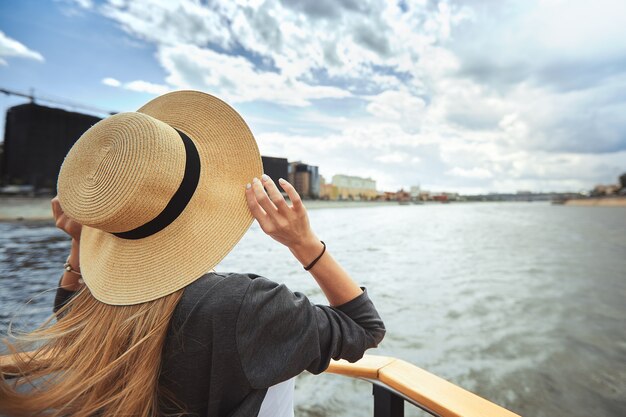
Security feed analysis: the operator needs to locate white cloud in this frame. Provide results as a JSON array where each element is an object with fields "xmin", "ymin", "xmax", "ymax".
[
  {"xmin": 124, "ymin": 80, "xmax": 170, "ymax": 95},
  {"xmin": 447, "ymin": 167, "xmax": 493, "ymax": 179},
  {"xmin": 0, "ymin": 31, "xmax": 44, "ymax": 65},
  {"xmin": 70, "ymin": 0, "xmax": 93, "ymax": 9},
  {"xmin": 158, "ymin": 44, "xmax": 350, "ymax": 106},
  {"xmin": 101, "ymin": 77, "xmax": 170, "ymax": 95},
  {"xmin": 102, "ymin": 77, "xmax": 121, "ymax": 87},
  {"xmin": 96, "ymin": 0, "xmax": 461, "ymax": 94},
  {"xmin": 375, "ymin": 152, "xmax": 410, "ymax": 164},
  {"xmin": 80, "ymin": 0, "xmax": 626, "ymax": 192},
  {"xmin": 101, "ymin": 0, "xmax": 234, "ymax": 49},
  {"xmin": 366, "ymin": 90, "xmax": 426, "ymax": 123}
]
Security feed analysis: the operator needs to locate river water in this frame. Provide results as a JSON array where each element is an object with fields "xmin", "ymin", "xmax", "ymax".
[{"xmin": 1, "ymin": 202, "xmax": 625, "ymax": 417}]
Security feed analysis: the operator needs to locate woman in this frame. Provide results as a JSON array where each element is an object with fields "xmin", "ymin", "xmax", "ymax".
[{"xmin": 0, "ymin": 91, "xmax": 385, "ymax": 417}]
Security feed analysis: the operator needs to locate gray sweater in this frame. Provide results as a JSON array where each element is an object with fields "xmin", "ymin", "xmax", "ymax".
[{"xmin": 54, "ymin": 271, "xmax": 386, "ymax": 417}]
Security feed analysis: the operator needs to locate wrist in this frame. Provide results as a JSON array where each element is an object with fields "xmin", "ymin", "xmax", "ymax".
[
  {"xmin": 66, "ymin": 256, "xmax": 81, "ymax": 271},
  {"xmin": 68, "ymin": 239, "xmax": 80, "ymax": 271},
  {"xmin": 289, "ymin": 235, "xmax": 324, "ymax": 267}
]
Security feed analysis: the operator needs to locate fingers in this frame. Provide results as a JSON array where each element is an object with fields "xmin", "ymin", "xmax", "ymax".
[
  {"xmin": 55, "ymin": 214, "xmax": 68, "ymax": 232},
  {"xmin": 251, "ymin": 176, "xmax": 278, "ymax": 215},
  {"xmin": 261, "ymin": 174, "xmax": 289, "ymax": 212},
  {"xmin": 67, "ymin": 219, "xmax": 83, "ymax": 241},
  {"xmin": 245, "ymin": 175, "xmax": 304, "ymax": 224},
  {"xmin": 52, "ymin": 196, "xmax": 68, "ymax": 227},
  {"xmin": 245, "ymin": 181, "xmax": 271, "ymax": 226},
  {"xmin": 51, "ymin": 196, "xmax": 67, "ymax": 228},
  {"xmin": 51, "ymin": 196, "xmax": 83, "ymax": 240},
  {"xmin": 51, "ymin": 196, "xmax": 61, "ymax": 220},
  {"xmin": 278, "ymin": 178, "xmax": 304, "ymax": 212}
]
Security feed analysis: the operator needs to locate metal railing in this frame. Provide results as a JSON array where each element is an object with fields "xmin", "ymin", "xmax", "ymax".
[{"xmin": 324, "ymin": 355, "xmax": 521, "ymax": 417}]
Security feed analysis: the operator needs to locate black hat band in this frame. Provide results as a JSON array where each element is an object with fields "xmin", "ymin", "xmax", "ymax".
[{"xmin": 113, "ymin": 128, "xmax": 201, "ymax": 240}]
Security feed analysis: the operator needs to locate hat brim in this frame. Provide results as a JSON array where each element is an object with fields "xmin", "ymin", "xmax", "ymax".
[{"xmin": 79, "ymin": 91, "xmax": 263, "ymax": 305}]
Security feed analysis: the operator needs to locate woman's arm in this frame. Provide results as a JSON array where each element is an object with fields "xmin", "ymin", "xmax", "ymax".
[
  {"xmin": 288, "ymin": 236, "xmax": 362, "ymax": 307},
  {"xmin": 53, "ymin": 237, "xmax": 82, "ymax": 314},
  {"xmin": 51, "ymin": 197, "xmax": 84, "ymax": 313},
  {"xmin": 60, "ymin": 238, "xmax": 82, "ymax": 291},
  {"xmin": 236, "ymin": 275, "xmax": 385, "ymax": 388}
]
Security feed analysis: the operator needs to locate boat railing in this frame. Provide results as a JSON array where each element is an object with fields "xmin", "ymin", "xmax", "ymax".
[
  {"xmin": 324, "ymin": 354, "xmax": 521, "ymax": 417},
  {"xmin": 1, "ymin": 352, "xmax": 521, "ymax": 417}
]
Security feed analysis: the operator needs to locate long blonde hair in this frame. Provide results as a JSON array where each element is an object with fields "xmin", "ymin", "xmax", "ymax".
[{"xmin": 0, "ymin": 286, "xmax": 185, "ymax": 417}]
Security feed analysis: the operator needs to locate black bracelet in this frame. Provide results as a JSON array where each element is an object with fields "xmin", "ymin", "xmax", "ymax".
[{"xmin": 304, "ymin": 240, "xmax": 326, "ymax": 271}]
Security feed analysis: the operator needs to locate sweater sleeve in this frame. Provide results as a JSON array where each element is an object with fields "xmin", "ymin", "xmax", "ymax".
[{"xmin": 235, "ymin": 275, "xmax": 386, "ymax": 389}]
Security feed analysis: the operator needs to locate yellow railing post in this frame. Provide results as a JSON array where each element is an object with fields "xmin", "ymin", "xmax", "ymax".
[{"xmin": 325, "ymin": 354, "xmax": 522, "ymax": 417}]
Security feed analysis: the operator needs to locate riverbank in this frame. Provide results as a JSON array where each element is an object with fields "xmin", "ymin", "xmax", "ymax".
[
  {"xmin": 0, "ymin": 197, "xmax": 55, "ymax": 221},
  {"xmin": 564, "ymin": 197, "xmax": 626, "ymax": 207},
  {"xmin": 0, "ymin": 196, "xmax": 399, "ymax": 221}
]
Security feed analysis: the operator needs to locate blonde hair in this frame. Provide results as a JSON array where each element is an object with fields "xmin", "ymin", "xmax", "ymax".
[{"xmin": 0, "ymin": 286, "xmax": 185, "ymax": 417}]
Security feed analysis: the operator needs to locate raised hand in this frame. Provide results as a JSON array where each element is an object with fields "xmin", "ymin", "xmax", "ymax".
[
  {"xmin": 244, "ymin": 175, "xmax": 318, "ymax": 249},
  {"xmin": 51, "ymin": 196, "xmax": 83, "ymax": 241}
]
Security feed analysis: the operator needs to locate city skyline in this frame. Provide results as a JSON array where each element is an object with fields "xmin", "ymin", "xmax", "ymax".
[{"xmin": 1, "ymin": 0, "xmax": 625, "ymax": 194}]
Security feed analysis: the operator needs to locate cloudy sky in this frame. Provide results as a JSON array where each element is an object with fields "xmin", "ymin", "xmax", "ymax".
[{"xmin": 1, "ymin": 0, "xmax": 625, "ymax": 193}]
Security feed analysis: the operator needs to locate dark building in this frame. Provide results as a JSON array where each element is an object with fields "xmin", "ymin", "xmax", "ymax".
[
  {"xmin": 0, "ymin": 141, "xmax": 4, "ymax": 182},
  {"xmin": 261, "ymin": 156, "xmax": 289, "ymax": 192},
  {"xmin": 2, "ymin": 103, "xmax": 294, "ymax": 196},
  {"xmin": 1, "ymin": 103, "xmax": 101, "ymax": 191},
  {"xmin": 288, "ymin": 161, "xmax": 320, "ymax": 199},
  {"xmin": 307, "ymin": 164, "xmax": 320, "ymax": 198}
]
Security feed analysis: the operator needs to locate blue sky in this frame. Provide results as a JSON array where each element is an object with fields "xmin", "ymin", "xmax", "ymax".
[{"xmin": 1, "ymin": 0, "xmax": 625, "ymax": 193}]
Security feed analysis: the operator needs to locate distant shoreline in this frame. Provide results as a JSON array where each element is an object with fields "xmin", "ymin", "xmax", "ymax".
[
  {"xmin": 0, "ymin": 196, "xmax": 400, "ymax": 221},
  {"xmin": 0, "ymin": 197, "xmax": 54, "ymax": 221},
  {"xmin": 563, "ymin": 197, "xmax": 626, "ymax": 207},
  {"xmin": 2, "ymin": 196, "xmax": 624, "ymax": 222}
]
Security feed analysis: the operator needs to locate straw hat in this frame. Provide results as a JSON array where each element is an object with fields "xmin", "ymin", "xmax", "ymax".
[{"xmin": 57, "ymin": 90, "xmax": 263, "ymax": 305}]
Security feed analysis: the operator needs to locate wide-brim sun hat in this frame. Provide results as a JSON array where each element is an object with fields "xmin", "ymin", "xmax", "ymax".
[{"xmin": 57, "ymin": 90, "xmax": 263, "ymax": 305}]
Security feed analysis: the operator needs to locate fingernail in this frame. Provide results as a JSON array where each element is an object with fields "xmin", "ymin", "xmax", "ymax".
[
  {"xmin": 278, "ymin": 178, "xmax": 286, "ymax": 183},
  {"xmin": 261, "ymin": 174, "xmax": 270, "ymax": 182},
  {"xmin": 252, "ymin": 177, "xmax": 259, "ymax": 183},
  {"xmin": 246, "ymin": 183, "xmax": 251, "ymax": 189}
]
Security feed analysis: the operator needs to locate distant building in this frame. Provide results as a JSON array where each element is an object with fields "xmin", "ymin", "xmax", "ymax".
[
  {"xmin": 592, "ymin": 184, "xmax": 620, "ymax": 196},
  {"xmin": 1, "ymin": 103, "xmax": 296, "ymax": 198},
  {"xmin": 410, "ymin": 185, "xmax": 421, "ymax": 201},
  {"xmin": 319, "ymin": 175, "xmax": 338, "ymax": 200},
  {"xmin": 0, "ymin": 142, "xmax": 4, "ymax": 181},
  {"xmin": 444, "ymin": 192, "xmax": 461, "ymax": 201},
  {"xmin": 430, "ymin": 192, "xmax": 460, "ymax": 202},
  {"xmin": 1, "ymin": 103, "xmax": 101, "ymax": 191},
  {"xmin": 382, "ymin": 191, "xmax": 396, "ymax": 201},
  {"xmin": 419, "ymin": 190, "xmax": 431, "ymax": 201},
  {"xmin": 396, "ymin": 188, "xmax": 411, "ymax": 202},
  {"xmin": 332, "ymin": 174, "xmax": 377, "ymax": 200},
  {"xmin": 261, "ymin": 156, "xmax": 288, "ymax": 193},
  {"xmin": 287, "ymin": 161, "xmax": 319, "ymax": 199}
]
